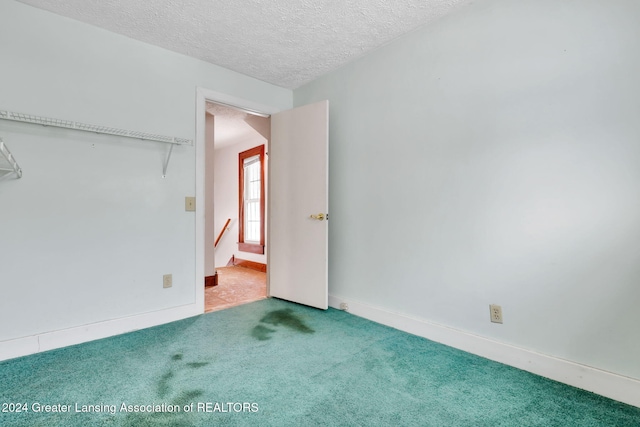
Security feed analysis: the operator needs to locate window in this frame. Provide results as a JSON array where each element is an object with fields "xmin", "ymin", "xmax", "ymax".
[{"xmin": 238, "ymin": 145, "xmax": 265, "ymax": 254}]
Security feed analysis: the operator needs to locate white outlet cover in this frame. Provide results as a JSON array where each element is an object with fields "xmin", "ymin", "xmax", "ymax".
[
  {"xmin": 490, "ymin": 304, "xmax": 503, "ymax": 324},
  {"xmin": 163, "ymin": 274, "xmax": 173, "ymax": 288}
]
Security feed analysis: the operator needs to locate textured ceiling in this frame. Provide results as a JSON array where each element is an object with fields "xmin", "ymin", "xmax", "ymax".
[
  {"xmin": 16, "ymin": 0, "xmax": 471, "ymax": 89},
  {"xmin": 206, "ymin": 102, "xmax": 266, "ymax": 148}
]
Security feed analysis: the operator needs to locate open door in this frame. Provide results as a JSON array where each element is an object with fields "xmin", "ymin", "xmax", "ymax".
[{"xmin": 268, "ymin": 100, "xmax": 329, "ymax": 310}]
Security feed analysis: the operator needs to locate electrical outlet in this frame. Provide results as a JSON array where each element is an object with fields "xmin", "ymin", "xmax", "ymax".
[
  {"xmin": 490, "ymin": 304, "xmax": 503, "ymax": 323},
  {"xmin": 185, "ymin": 197, "xmax": 196, "ymax": 212},
  {"xmin": 339, "ymin": 303, "xmax": 349, "ymax": 311},
  {"xmin": 163, "ymin": 274, "xmax": 173, "ymax": 288}
]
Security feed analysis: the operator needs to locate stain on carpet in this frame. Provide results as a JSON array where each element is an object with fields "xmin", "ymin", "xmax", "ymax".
[
  {"xmin": 157, "ymin": 354, "xmax": 210, "ymax": 400},
  {"xmin": 261, "ymin": 309, "xmax": 314, "ymax": 333},
  {"xmin": 187, "ymin": 362, "xmax": 209, "ymax": 369},
  {"xmin": 251, "ymin": 308, "xmax": 315, "ymax": 340},
  {"xmin": 172, "ymin": 389, "xmax": 205, "ymax": 406},
  {"xmin": 157, "ymin": 371, "xmax": 174, "ymax": 398},
  {"xmin": 251, "ymin": 324, "xmax": 276, "ymax": 341}
]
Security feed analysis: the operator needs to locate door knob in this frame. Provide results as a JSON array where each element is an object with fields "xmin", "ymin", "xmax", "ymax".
[{"xmin": 309, "ymin": 213, "xmax": 325, "ymax": 221}]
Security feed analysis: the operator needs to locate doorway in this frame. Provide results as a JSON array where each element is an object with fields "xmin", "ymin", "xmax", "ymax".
[
  {"xmin": 204, "ymin": 101, "xmax": 270, "ymax": 312},
  {"xmin": 195, "ymin": 88, "xmax": 330, "ymax": 314}
]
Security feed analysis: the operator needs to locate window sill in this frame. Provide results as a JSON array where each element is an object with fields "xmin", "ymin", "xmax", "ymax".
[{"xmin": 238, "ymin": 242, "xmax": 265, "ymax": 255}]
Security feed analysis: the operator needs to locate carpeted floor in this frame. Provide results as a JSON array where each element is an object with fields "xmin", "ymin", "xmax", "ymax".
[{"xmin": 1, "ymin": 298, "xmax": 638, "ymax": 426}]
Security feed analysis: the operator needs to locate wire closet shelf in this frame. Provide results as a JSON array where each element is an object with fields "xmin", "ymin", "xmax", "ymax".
[
  {"xmin": 0, "ymin": 109, "xmax": 192, "ymax": 146},
  {"xmin": 0, "ymin": 138, "xmax": 22, "ymax": 178}
]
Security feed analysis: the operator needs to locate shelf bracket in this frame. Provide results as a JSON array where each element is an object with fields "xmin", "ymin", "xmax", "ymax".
[
  {"xmin": 0, "ymin": 138, "xmax": 22, "ymax": 179},
  {"xmin": 162, "ymin": 144, "xmax": 175, "ymax": 178}
]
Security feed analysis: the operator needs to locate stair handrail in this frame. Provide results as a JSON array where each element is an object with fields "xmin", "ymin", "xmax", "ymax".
[{"xmin": 215, "ymin": 218, "xmax": 232, "ymax": 248}]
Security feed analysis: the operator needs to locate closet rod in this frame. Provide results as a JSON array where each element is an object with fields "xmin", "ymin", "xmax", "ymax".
[{"xmin": 0, "ymin": 109, "xmax": 192, "ymax": 145}]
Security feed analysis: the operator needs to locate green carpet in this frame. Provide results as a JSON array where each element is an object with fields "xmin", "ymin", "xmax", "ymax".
[{"xmin": 1, "ymin": 298, "xmax": 638, "ymax": 426}]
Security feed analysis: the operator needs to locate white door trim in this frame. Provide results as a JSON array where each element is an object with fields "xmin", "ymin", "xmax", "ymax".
[{"xmin": 195, "ymin": 87, "xmax": 283, "ymax": 313}]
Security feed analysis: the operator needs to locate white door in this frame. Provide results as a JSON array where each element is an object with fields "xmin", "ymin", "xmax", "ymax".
[{"xmin": 268, "ymin": 100, "xmax": 329, "ymax": 310}]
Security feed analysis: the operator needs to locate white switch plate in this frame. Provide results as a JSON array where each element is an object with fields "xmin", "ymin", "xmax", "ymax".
[
  {"xmin": 163, "ymin": 274, "xmax": 173, "ymax": 288},
  {"xmin": 185, "ymin": 197, "xmax": 196, "ymax": 211}
]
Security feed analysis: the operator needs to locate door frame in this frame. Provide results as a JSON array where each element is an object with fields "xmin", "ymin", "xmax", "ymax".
[{"xmin": 194, "ymin": 87, "xmax": 284, "ymax": 313}]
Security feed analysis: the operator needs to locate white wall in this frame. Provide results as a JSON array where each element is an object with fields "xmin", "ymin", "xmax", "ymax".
[
  {"xmin": 212, "ymin": 136, "xmax": 268, "ymax": 269},
  {"xmin": 0, "ymin": 0, "xmax": 290, "ymax": 355},
  {"xmin": 295, "ymin": 0, "xmax": 640, "ymax": 381}
]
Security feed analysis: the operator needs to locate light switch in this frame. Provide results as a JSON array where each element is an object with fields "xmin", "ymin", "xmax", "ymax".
[{"xmin": 185, "ymin": 197, "xmax": 196, "ymax": 211}]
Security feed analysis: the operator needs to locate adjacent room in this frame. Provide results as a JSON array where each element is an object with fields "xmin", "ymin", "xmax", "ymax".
[
  {"xmin": 1, "ymin": 0, "xmax": 639, "ymax": 425},
  {"xmin": 204, "ymin": 102, "xmax": 269, "ymax": 312}
]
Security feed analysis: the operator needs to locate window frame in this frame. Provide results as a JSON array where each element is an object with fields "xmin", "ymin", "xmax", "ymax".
[{"xmin": 238, "ymin": 145, "xmax": 265, "ymax": 254}]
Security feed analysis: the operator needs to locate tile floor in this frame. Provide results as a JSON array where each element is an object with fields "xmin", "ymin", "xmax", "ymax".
[{"xmin": 204, "ymin": 266, "xmax": 267, "ymax": 313}]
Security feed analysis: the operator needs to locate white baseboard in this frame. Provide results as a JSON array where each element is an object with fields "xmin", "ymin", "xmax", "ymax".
[
  {"xmin": 329, "ymin": 294, "xmax": 640, "ymax": 408},
  {"xmin": 0, "ymin": 304, "xmax": 201, "ymax": 362}
]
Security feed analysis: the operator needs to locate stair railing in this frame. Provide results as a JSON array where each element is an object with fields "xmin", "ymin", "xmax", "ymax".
[{"xmin": 215, "ymin": 218, "xmax": 232, "ymax": 248}]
